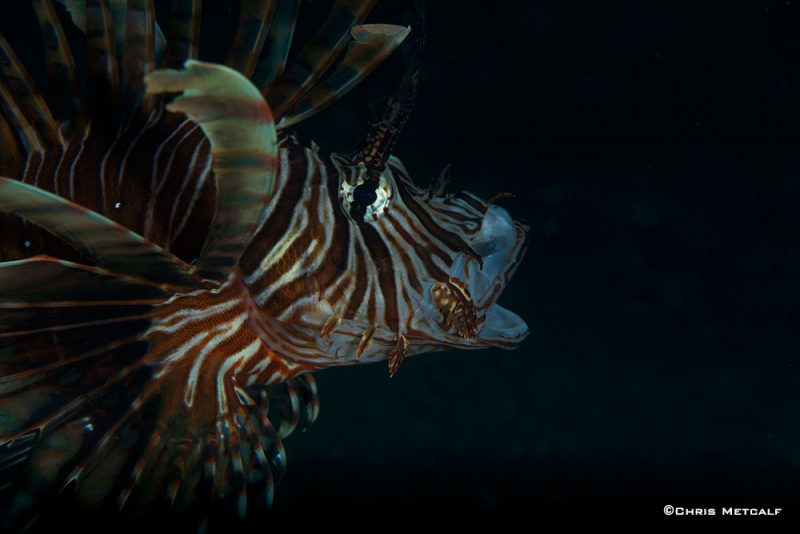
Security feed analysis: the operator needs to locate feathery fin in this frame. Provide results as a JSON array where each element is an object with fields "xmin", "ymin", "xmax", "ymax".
[
  {"xmin": 85, "ymin": 0, "xmax": 120, "ymax": 123},
  {"xmin": 0, "ymin": 432, "xmax": 37, "ymax": 507},
  {"xmin": 145, "ymin": 60, "xmax": 278, "ymax": 283},
  {"xmin": 273, "ymin": 381, "xmax": 300, "ymax": 438},
  {"xmin": 121, "ymin": 0, "xmax": 157, "ymax": 123},
  {"xmin": 225, "ymin": 0, "xmax": 276, "ymax": 78},
  {"xmin": 294, "ymin": 374, "xmax": 320, "ymax": 430},
  {"xmin": 0, "ymin": 83, "xmax": 44, "ymax": 157},
  {"xmin": 0, "ymin": 118, "xmax": 23, "ymax": 177},
  {"xmin": 267, "ymin": 0, "xmax": 376, "ymax": 118},
  {"xmin": 0, "ymin": 275, "xmax": 301, "ymax": 517},
  {"xmin": 279, "ymin": 24, "xmax": 411, "ymax": 129},
  {"xmin": 164, "ymin": 0, "xmax": 203, "ymax": 68},
  {"xmin": 0, "ymin": 256, "xmax": 168, "ymax": 304},
  {"xmin": 252, "ymin": 0, "xmax": 300, "ymax": 90},
  {"xmin": 0, "ymin": 35, "xmax": 59, "ymax": 145},
  {"xmin": 0, "ymin": 177, "xmax": 202, "ymax": 289},
  {"xmin": 31, "ymin": 0, "xmax": 84, "ymax": 133},
  {"xmin": 53, "ymin": 0, "xmax": 87, "ymax": 31}
]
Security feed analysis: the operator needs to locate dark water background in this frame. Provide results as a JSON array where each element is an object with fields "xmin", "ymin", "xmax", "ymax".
[
  {"xmin": 287, "ymin": 0, "xmax": 800, "ymax": 524},
  {"xmin": 2, "ymin": 0, "xmax": 800, "ymax": 528}
]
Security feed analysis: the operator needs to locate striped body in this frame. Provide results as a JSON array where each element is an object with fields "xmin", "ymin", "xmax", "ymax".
[{"xmin": 7, "ymin": 114, "xmax": 526, "ymax": 368}]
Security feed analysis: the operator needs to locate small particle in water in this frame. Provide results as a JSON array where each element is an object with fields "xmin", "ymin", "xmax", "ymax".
[
  {"xmin": 81, "ymin": 416, "xmax": 94, "ymax": 432},
  {"xmin": 23, "ymin": 240, "xmax": 30, "ymax": 248},
  {"xmin": 114, "ymin": 201, "xmax": 122, "ymax": 209}
]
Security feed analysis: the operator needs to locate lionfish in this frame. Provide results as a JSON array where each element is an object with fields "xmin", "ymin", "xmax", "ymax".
[{"xmin": 0, "ymin": 0, "xmax": 527, "ymax": 523}]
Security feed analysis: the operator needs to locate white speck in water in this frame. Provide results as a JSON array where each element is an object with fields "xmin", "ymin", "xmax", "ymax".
[
  {"xmin": 23, "ymin": 240, "xmax": 30, "ymax": 248},
  {"xmin": 82, "ymin": 416, "xmax": 94, "ymax": 432},
  {"xmin": 114, "ymin": 202, "xmax": 122, "ymax": 209}
]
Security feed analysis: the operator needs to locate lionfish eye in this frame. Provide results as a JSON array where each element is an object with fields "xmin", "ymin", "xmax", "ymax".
[
  {"xmin": 340, "ymin": 170, "xmax": 393, "ymax": 222},
  {"xmin": 353, "ymin": 182, "xmax": 378, "ymax": 207}
]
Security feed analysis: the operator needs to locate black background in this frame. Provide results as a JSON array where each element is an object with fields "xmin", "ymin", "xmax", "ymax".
[{"xmin": 3, "ymin": 0, "xmax": 800, "ymax": 528}]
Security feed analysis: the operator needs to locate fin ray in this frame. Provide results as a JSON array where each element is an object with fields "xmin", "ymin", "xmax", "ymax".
[
  {"xmin": 0, "ymin": 35, "xmax": 59, "ymax": 145},
  {"xmin": 85, "ymin": 0, "xmax": 121, "ymax": 123},
  {"xmin": 225, "ymin": 0, "xmax": 276, "ymax": 78},
  {"xmin": 252, "ymin": 0, "xmax": 300, "ymax": 89},
  {"xmin": 0, "ymin": 177, "xmax": 202, "ymax": 288},
  {"xmin": 0, "ymin": 83, "xmax": 44, "ymax": 157},
  {"xmin": 0, "ymin": 117, "xmax": 23, "ymax": 177},
  {"xmin": 294, "ymin": 373, "xmax": 320, "ymax": 429},
  {"xmin": 145, "ymin": 60, "xmax": 278, "ymax": 282},
  {"xmin": 0, "ymin": 255, "xmax": 168, "ymax": 304},
  {"xmin": 121, "ymin": 0, "xmax": 157, "ymax": 123},
  {"xmin": 267, "ymin": 0, "xmax": 376, "ymax": 118},
  {"xmin": 31, "ymin": 0, "xmax": 84, "ymax": 133},
  {"xmin": 279, "ymin": 24, "xmax": 411, "ymax": 128},
  {"xmin": 164, "ymin": 0, "xmax": 203, "ymax": 68}
]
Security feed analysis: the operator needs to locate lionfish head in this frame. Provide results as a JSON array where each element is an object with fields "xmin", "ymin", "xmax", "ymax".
[{"xmin": 325, "ymin": 154, "xmax": 528, "ymax": 370}]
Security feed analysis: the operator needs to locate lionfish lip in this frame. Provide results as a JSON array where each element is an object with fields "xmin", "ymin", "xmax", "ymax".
[
  {"xmin": 476, "ymin": 303, "xmax": 529, "ymax": 348},
  {"xmin": 458, "ymin": 204, "xmax": 528, "ymax": 308},
  {"xmin": 452, "ymin": 203, "xmax": 528, "ymax": 348}
]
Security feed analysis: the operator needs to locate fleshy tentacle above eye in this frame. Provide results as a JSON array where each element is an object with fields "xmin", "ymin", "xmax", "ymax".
[
  {"xmin": 145, "ymin": 60, "xmax": 278, "ymax": 284},
  {"xmin": 352, "ymin": 0, "xmax": 425, "ymax": 175}
]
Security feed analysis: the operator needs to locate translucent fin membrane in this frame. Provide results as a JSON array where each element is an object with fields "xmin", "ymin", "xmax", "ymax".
[
  {"xmin": 85, "ymin": 0, "xmax": 120, "ymax": 122},
  {"xmin": 251, "ymin": 0, "xmax": 300, "ymax": 89},
  {"xmin": 145, "ymin": 60, "xmax": 278, "ymax": 283},
  {"xmin": 225, "ymin": 0, "xmax": 276, "ymax": 78},
  {"xmin": 267, "ymin": 0, "xmax": 376, "ymax": 118},
  {"xmin": 121, "ymin": 0, "xmax": 156, "ymax": 123},
  {"xmin": 164, "ymin": 0, "xmax": 203, "ymax": 68},
  {"xmin": 0, "ymin": 35, "xmax": 58, "ymax": 146},
  {"xmin": 279, "ymin": 24, "xmax": 411, "ymax": 128},
  {"xmin": 32, "ymin": 0, "xmax": 83, "ymax": 133},
  {"xmin": 0, "ymin": 177, "xmax": 201, "ymax": 289}
]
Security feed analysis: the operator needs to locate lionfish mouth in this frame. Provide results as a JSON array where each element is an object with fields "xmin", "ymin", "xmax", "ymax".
[{"xmin": 427, "ymin": 203, "xmax": 529, "ymax": 350}]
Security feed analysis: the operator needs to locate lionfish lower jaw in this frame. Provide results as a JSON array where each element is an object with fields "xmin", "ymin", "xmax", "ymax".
[
  {"xmin": 437, "ymin": 289, "xmax": 528, "ymax": 349},
  {"xmin": 475, "ymin": 303, "xmax": 529, "ymax": 348}
]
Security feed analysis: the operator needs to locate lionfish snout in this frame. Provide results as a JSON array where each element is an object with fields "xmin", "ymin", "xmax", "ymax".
[{"xmin": 422, "ymin": 203, "xmax": 529, "ymax": 349}]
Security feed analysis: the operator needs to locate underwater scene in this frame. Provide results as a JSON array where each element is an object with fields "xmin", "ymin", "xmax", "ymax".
[{"xmin": 0, "ymin": 0, "xmax": 798, "ymax": 530}]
